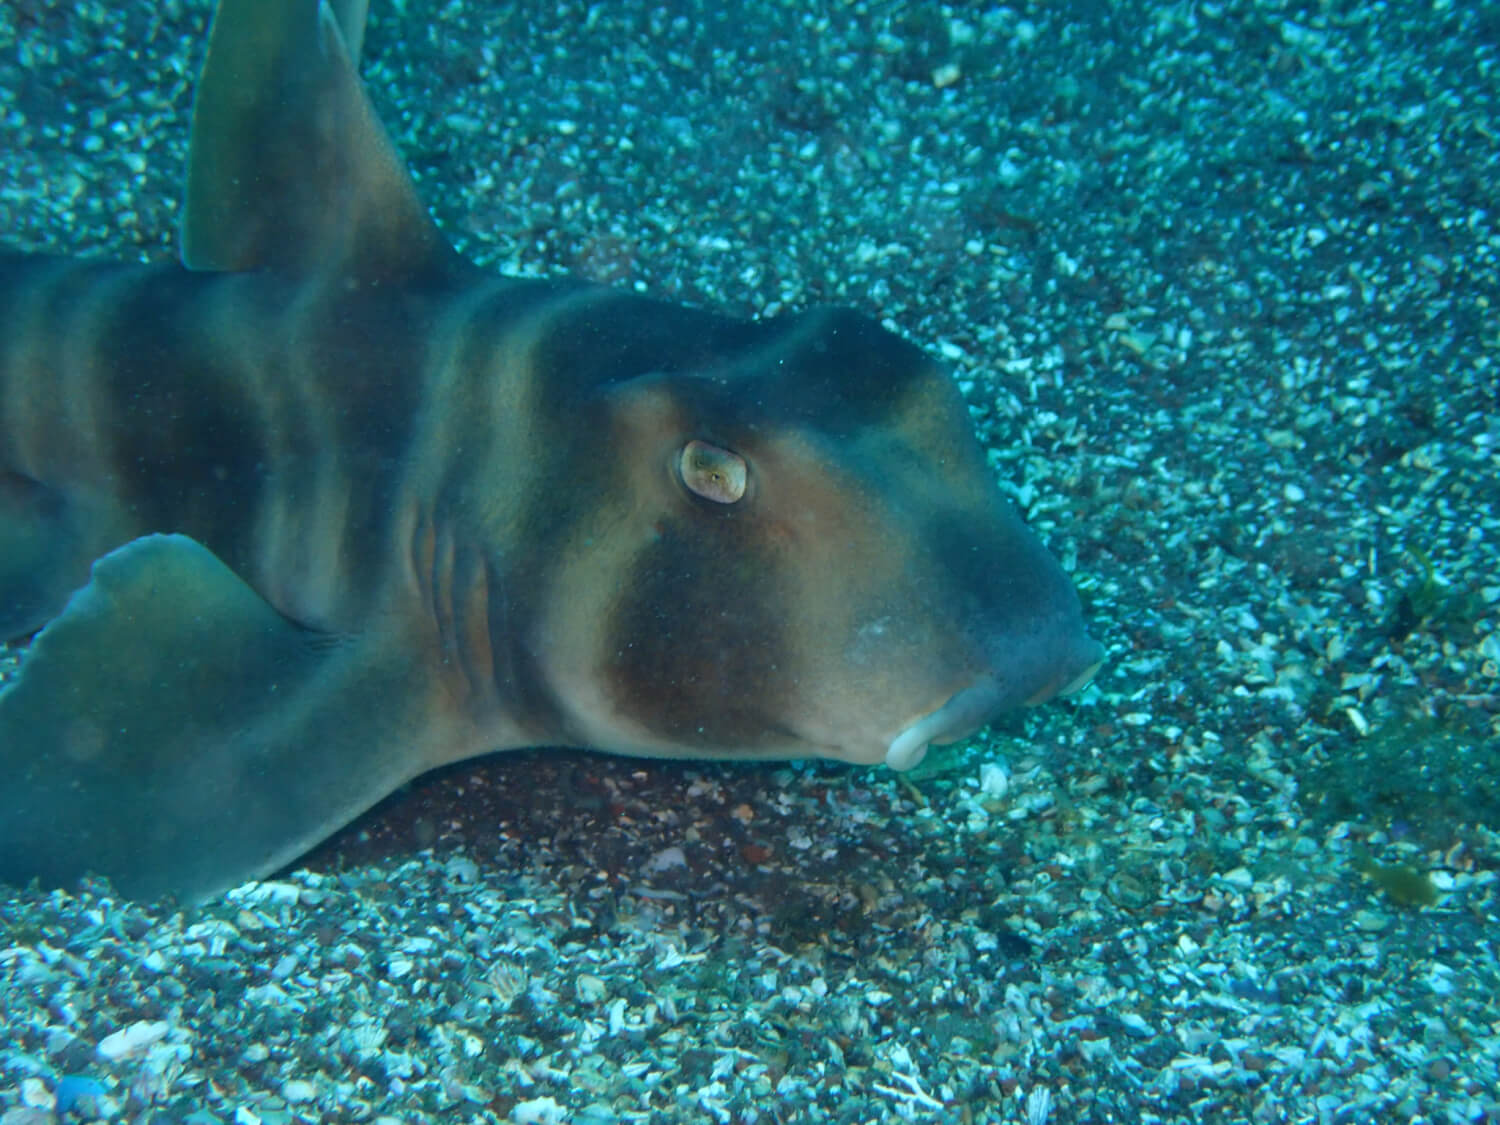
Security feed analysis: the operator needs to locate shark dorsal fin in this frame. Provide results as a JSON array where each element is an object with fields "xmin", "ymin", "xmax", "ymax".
[
  {"xmin": 182, "ymin": 0, "xmax": 464, "ymax": 283},
  {"xmin": 328, "ymin": 0, "xmax": 371, "ymax": 64}
]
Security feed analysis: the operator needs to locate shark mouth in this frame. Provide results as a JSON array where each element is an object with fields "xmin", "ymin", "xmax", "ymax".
[{"xmin": 884, "ymin": 643, "xmax": 1104, "ymax": 771}]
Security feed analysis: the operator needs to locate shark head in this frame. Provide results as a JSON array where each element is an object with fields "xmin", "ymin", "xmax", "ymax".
[{"xmin": 526, "ymin": 305, "xmax": 1102, "ymax": 771}]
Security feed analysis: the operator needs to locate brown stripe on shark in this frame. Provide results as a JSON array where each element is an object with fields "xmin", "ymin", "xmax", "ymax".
[
  {"xmin": 95, "ymin": 270, "xmax": 275, "ymax": 579},
  {"xmin": 393, "ymin": 282, "xmax": 627, "ymax": 742},
  {"xmin": 417, "ymin": 282, "xmax": 606, "ymax": 525},
  {"xmin": 234, "ymin": 280, "xmax": 436, "ymax": 627},
  {"xmin": 603, "ymin": 379, "xmax": 803, "ymax": 754},
  {"xmin": 606, "ymin": 517, "xmax": 798, "ymax": 751},
  {"xmin": 1, "ymin": 260, "xmax": 147, "ymax": 495},
  {"xmin": 0, "ymin": 261, "xmax": 221, "ymax": 624}
]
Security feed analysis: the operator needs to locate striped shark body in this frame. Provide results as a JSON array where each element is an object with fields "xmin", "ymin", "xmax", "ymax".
[{"xmin": 0, "ymin": 0, "xmax": 1102, "ymax": 902}]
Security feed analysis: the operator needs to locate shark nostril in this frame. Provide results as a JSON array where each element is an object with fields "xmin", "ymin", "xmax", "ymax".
[
  {"xmin": 1060, "ymin": 653, "xmax": 1104, "ymax": 695},
  {"xmin": 886, "ymin": 633, "xmax": 1104, "ymax": 770},
  {"xmin": 1024, "ymin": 637, "xmax": 1105, "ymax": 706}
]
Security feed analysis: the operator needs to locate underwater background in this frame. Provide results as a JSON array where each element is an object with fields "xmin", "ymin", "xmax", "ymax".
[{"xmin": 1, "ymin": 0, "xmax": 1497, "ymax": 1122}]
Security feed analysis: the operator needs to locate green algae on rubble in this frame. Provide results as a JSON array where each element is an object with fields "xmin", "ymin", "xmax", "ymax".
[
  {"xmin": 1305, "ymin": 714, "xmax": 1499, "ymax": 844},
  {"xmin": 1350, "ymin": 847, "xmax": 1440, "ymax": 908},
  {"xmin": 1387, "ymin": 547, "xmax": 1488, "ymax": 641}
]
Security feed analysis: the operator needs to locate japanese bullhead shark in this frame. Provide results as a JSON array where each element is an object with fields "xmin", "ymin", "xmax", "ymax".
[{"xmin": 0, "ymin": 0, "xmax": 1103, "ymax": 902}]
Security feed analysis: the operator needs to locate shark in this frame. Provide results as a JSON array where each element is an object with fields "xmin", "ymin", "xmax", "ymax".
[{"xmin": 0, "ymin": 0, "xmax": 1103, "ymax": 903}]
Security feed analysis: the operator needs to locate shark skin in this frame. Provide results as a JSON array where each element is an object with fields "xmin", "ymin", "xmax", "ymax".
[{"xmin": 0, "ymin": 0, "xmax": 1104, "ymax": 903}]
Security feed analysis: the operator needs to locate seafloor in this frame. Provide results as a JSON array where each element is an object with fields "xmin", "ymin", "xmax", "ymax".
[{"xmin": 1, "ymin": 1, "xmax": 1497, "ymax": 1123}]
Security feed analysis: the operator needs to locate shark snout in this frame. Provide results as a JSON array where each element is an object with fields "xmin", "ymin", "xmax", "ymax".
[{"xmin": 884, "ymin": 632, "xmax": 1104, "ymax": 771}]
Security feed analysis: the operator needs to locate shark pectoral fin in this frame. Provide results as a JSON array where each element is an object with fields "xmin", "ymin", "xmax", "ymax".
[
  {"xmin": 0, "ymin": 533, "xmax": 440, "ymax": 904},
  {"xmin": 182, "ymin": 0, "xmax": 464, "ymax": 283}
]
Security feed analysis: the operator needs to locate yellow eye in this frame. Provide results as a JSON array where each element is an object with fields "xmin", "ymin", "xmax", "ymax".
[{"xmin": 679, "ymin": 439, "xmax": 747, "ymax": 504}]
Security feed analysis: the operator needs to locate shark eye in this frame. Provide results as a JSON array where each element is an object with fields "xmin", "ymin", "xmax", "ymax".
[{"xmin": 679, "ymin": 439, "xmax": 747, "ymax": 504}]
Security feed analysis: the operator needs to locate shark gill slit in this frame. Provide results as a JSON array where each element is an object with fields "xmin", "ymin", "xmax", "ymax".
[{"xmin": 407, "ymin": 502, "xmax": 497, "ymax": 717}]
